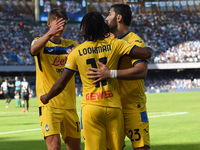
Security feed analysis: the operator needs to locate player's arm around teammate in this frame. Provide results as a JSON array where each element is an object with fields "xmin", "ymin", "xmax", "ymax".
[{"xmin": 87, "ymin": 53, "xmax": 150, "ymax": 83}]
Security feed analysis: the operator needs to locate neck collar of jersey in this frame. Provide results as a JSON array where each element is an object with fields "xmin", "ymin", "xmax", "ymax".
[
  {"xmin": 118, "ymin": 31, "xmax": 131, "ymax": 39},
  {"xmin": 87, "ymin": 39, "xmax": 94, "ymax": 41},
  {"xmin": 50, "ymin": 39, "xmax": 61, "ymax": 44}
]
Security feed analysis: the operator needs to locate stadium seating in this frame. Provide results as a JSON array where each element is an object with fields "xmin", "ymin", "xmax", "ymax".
[
  {"xmin": 0, "ymin": 11, "xmax": 199, "ymax": 65},
  {"xmin": 0, "ymin": 1, "xmax": 200, "ymax": 94}
]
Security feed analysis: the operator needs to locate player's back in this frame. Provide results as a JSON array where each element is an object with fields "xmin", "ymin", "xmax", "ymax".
[
  {"xmin": 66, "ymin": 37, "xmax": 135, "ymax": 108},
  {"xmin": 21, "ymin": 81, "xmax": 29, "ymax": 93},
  {"xmin": 1, "ymin": 81, "xmax": 9, "ymax": 91}
]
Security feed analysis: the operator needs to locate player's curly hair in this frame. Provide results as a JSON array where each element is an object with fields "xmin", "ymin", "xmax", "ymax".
[{"xmin": 80, "ymin": 12, "xmax": 110, "ymax": 41}]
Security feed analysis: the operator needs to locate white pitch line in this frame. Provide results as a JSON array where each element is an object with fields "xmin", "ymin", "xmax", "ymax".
[
  {"xmin": 0, "ymin": 112, "xmax": 38, "ymax": 114},
  {"xmin": 0, "ymin": 128, "xmax": 41, "ymax": 135},
  {"xmin": 148, "ymin": 112, "xmax": 182, "ymax": 114},
  {"xmin": 0, "ymin": 112, "xmax": 81, "ymax": 114},
  {"xmin": 0, "ymin": 112, "xmax": 188, "ymax": 135},
  {"xmin": 149, "ymin": 112, "xmax": 188, "ymax": 118}
]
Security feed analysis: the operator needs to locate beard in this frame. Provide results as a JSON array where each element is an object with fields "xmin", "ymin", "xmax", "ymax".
[{"xmin": 108, "ymin": 16, "xmax": 118, "ymax": 33}]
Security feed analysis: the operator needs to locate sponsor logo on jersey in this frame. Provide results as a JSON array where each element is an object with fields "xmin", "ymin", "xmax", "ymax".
[
  {"xmin": 86, "ymin": 90, "xmax": 113, "ymax": 100},
  {"xmin": 56, "ymin": 68, "xmax": 64, "ymax": 76},
  {"xmin": 48, "ymin": 49, "xmax": 54, "ymax": 52},
  {"xmin": 51, "ymin": 56, "xmax": 67, "ymax": 66}
]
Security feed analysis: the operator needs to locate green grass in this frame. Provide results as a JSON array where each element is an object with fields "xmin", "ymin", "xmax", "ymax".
[{"xmin": 0, "ymin": 91, "xmax": 200, "ymax": 150}]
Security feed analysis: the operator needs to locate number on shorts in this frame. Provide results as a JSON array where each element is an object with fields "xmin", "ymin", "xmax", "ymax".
[{"xmin": 129, "ymin": 129, "xmax": 141, "ymax": 141}]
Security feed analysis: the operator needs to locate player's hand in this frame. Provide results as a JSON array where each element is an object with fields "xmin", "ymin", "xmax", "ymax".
[
  {"xmin": 87, "ymin": 61, "xmax": 110, "ymax": 84},
  {"xmin": 40, "ymin": 94, "xmax": 49, "ymax": 104},
  {"xmin": 0, "ymin": 91, "xmax": 2, "ymax": 94},
  {"xmin": 49, "ymin": 17, "xmax": 66, "ymax": 35}
]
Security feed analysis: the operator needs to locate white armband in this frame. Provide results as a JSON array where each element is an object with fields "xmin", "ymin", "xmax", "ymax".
[{"xmin": 110, "ymin": 70, "xmax": 117, "ymax": 78}]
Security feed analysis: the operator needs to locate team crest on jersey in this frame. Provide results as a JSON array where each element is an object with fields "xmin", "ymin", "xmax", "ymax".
[
  {"xmin": 45, "ymin": 124, "xmax": 49, "ymax": 132},
  {"xmin": 56, "ymin": 68, "xmax": 64, "ymax": 76}
]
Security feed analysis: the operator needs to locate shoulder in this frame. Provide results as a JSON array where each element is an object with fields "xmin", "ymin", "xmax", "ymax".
[
  {"xmin": 31, "ymin": 37, "xmax": 40, "ymax": 45},
  {"xmin": 112, "ymin": 38, "xmax": 130, "ymax": 45},
  {"xmin": 127, "ymin": 32, "xmax": 146, "ymax": 47},
  {"xmin": 61, "ymin": 38, "xmax": 78, "ymax": 46},
  {"xmin": 73, "ymin": 41, "xmax": 87, "ymax": 49},
  {"xmin": 32, "ymin": 37, "xmax": 40, "ymax": 42},
  {"xmin": 131, "ymin": 32, "xmax": 144, "ymax": 41},
  {"xmin": 107, "ymin": 37, "xmax": 120, "ymax": 44}
]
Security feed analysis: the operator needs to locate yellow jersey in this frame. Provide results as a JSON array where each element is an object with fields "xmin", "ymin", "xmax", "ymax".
[
  {"xmin": 118, "ymin": 31, "xmax": 148, "ymax": 112},
  {"xmin": 65, "ymin": 37, "xmax": 136, "ymax": 109},
  {"xmin": 31, "ymin": 37, "xmax": 78, "ymax": 109}
]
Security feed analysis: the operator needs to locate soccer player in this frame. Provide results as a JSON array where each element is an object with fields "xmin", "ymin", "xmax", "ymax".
[
  {"xmin": 40, "ymin": 12, "xmax": 152, "ymax": 150},
  {"xmin": 30, "ymin": 8, "xmax": 81, "ymax": 150},
  {"xmin": 15, "ymin": 76, "xmax": 21, "ymax": 107},
  {"xmin": 20, "ymin": 76, "xmax": 31, "ymax": 113},
  {"xmin": 87, "ymin": 4, "xmax": 151, "ymax": 150},
  {"xmin": 0, "ymin": 77, "xmax": 14, "ymax": 108}
]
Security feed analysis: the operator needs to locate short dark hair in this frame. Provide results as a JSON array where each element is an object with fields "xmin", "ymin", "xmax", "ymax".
[
  {"xmin": 80, "ymin": 12, "xmax": 110, "ymax": 41},
  {"xmin": 48, "ymin": 8, "xmax": 68, "ymax": 22},
  {"xmin": 110, "ymin": 4, "xmax": 132, "ymax": 26}
]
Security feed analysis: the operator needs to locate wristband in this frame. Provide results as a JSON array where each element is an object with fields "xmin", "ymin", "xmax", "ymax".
[{"xmin": 110, "ymin": 70, "xmax": 117, "ymax": 78}]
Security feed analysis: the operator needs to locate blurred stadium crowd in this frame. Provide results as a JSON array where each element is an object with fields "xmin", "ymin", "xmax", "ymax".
[
  {"xmin": 0, "ymin": 12, "xmax": 199, "ymax": 65},
  {"xmin": 144, "ymin": 70, "xmax": 200, "ymax": 90},
  {"xmin": 0, "ymin": 10, "xmax": 200, "ymax": 93}
]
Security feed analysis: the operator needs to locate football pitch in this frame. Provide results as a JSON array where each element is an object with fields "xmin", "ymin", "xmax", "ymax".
[{"xmin": 0, "ymin": 91, "xmax": 200, "ymax": 150}]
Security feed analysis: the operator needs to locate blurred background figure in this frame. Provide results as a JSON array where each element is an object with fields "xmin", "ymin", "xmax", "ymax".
[
  {"xmin": 15, "ymin": 76, "xmax": 21, "ymax": 107},
  {"xmin": 0, "ymin": 77, "xmax": 14, "ymax": 108},
  {"xmin": 20, "ymin": 76, "xmax": 31, "ymax": 113}
]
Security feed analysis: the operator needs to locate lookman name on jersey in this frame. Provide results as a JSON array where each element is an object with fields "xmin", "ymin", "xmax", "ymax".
[{"xmin": 78, "ymin": 44, "xmax": 111, "ymax": 56}]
